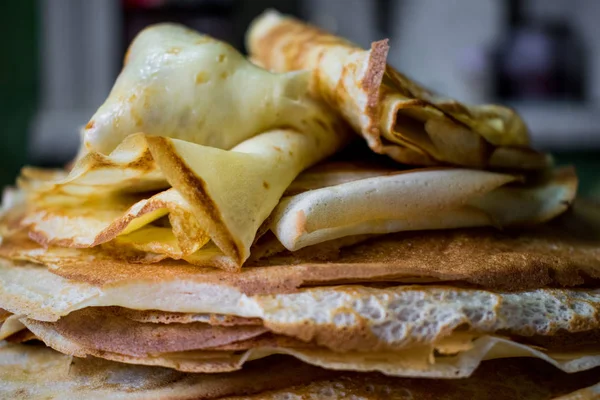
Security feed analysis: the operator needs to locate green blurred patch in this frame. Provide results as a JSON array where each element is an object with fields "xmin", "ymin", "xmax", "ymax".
[
  {"xmin": 553, "ymin": 152, "xmax": 600, "ymax": 199},
  {"xmin": 0, "ymin": 1, "xmax": 38, "ymax": 188}
]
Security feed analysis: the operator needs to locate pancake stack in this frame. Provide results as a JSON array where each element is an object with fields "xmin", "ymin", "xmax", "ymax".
[{"xmin": 1, "ymin": 10, "xmax": 600, "ymax": 400}]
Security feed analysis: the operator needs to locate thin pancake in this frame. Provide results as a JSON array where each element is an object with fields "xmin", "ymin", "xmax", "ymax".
[
  {"xmin": 0, "ymin": 315, "xmax": 26, "ymax": 340},
  {"xmin": 146, "ymin": 124, "xmax": 349, "ymax": 268},
  {"xmin": 228, "ymin": 359, "xmax": 600, "ymax": 400},
  {"xmin": 30, "ymin": 307, "xmax": 267, "ymax": 357},
  {"xmin": 24, "ymin": 188, "xmax": 208, "ymax": 257},
  {"xmin": 5, "ymin": 246, "xmax": 600, "ymax": 356},
  {"xmin": 84, "ymin": 24, "xmax": 326, "ymax": 155},
  {"xmin": 107, "ymin": 307, "xmax": 262, "ymax": 326},
  {"xmin": 1, "ymin": 202, "xmax": 598, "ymax": 301},
  {"xmin": 247, "ymin": 11, "xmax": 549, "ymax": 170},
  {"xmin": 2, "ymin": 343, "xmax": 599, "ymax": 400},
  {"xmin": 18, "ymin": 319, "xmax": 600, "ymax": 377},
  {"xmin": 24, "ymin": 303, "xmax": 600, "ymax": 354},
  {"xmin": 269, "ymin": 166, "xmax": 576, "ymax": 251},
  {"xmin": 0, "ymin": 344, "xmax": 335, "ymax": 399}
]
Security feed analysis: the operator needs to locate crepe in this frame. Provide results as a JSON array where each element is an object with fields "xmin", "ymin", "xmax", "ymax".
[
  {"xmin": 16, "ymin": 312, "xmax": 600, "ymax": 377},
  {"xmin": 85, "ymin": 23, "xmax": 326, "ymax": 155},
  {"xmin": 21, "ymin": 127, "xmax": 349, "ymax": 268},
  {"xmin": 8, "ymin": 292, "xmax": 600, "ymax": 377},
  {"xmin": 247, "ymin": 10, "xmax": 551, "ymax": 170},
  {"xmin": 19, "ymin": 134, "xmax": 167, "ymax": 204},
  {"xmin": 2, "ymin": 12, "xmax": 598, "ymax": 393},
  {"xmin": 4, "ymin": 242, "xmax": 600, "ymax": 363},
  {"xmin": 18, "ymin": 159, "xmax": 576, "ymax": 266},
  {"xmin": 146, "ymin": 126, "xmax": 349, "ymax": 266},
  {"xmin": 30, "ymin": 20, "xmax": 339, "ymax": 196},
  {"xmin": 0, "ymin": 344, "xmax": 338, "ymax": 399},
  {"xmin": 18, "ymin": 23, "xmax": 351, "ymax": 268},
  {"xmin": 5, "ymin": 278, "xmax": 600, "ymax": 350},
  {"xmin": 1, "ymin": 201, "xmax": 599, "ymax": 313},
  {"xmin": 1, "ymin": 344, "xmax": 598, "ymax": 400},
  {"xmin": 269, "ymin": 165, "xmax": 576, "ymax": 251}
]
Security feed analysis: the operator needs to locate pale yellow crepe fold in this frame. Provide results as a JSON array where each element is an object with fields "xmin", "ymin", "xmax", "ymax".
[{"xmin": 269, "ymin": 166, "xmax": 577, "ymax": 251}]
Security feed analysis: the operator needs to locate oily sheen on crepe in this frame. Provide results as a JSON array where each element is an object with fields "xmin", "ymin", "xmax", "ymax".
[
  {"xmin": 23, "ymin": 21, "xmax": 328, "ymax": 201},
  {"xmin": 248, "ymin": 10, "xmax": 550, "ymax": 170}
]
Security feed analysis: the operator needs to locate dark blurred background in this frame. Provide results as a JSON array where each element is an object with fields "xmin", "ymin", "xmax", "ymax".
[{"xmin": 1, "ymin": 0, "xmax": 599, "ymax": 195}]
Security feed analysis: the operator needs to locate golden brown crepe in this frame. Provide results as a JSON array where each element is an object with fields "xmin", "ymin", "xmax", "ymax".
[
  {"xmin": 248, "ymin": 10, "xmax": 551, "ymax": 170},
  {"xmin": 4, "ymin": 234, "xmax": 600, "ymax": 377},
  {"xmin": 10, "ymin": 298, "xmax": 600, "ymax": 377}
]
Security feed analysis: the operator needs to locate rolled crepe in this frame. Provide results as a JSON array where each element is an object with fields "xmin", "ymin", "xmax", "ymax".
[
  {"xmin": 248, "ymin": 11, "xmax": 551, "ymax": 170},
  {"xmin": 269, "ymin": 165, "xmax": 577, "ymax": 251}
]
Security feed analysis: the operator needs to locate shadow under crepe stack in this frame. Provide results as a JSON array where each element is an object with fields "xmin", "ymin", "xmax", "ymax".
[{"xmin": 1, "ymin": 10, "xmax": 600, "ymax": 400}]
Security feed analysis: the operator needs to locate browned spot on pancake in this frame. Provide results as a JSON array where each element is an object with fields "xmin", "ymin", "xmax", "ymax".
[
  {"xmin": 0, "ymin": 308, "xmax": 12, "ymax": 322},
  {"xmin": 360, "ymin": 40, "xmax": 389, "ymax": 149},
  {"xmin": 295, "ymin": 210, "xmax": 307, "ymax": 238},
  {"xmin": 220, "ymin": 71, "xmax": 229, "ymax": 79},
  {"xmin": 273, "ymin": 146, "xmax": 282, "ymax": 152},
  {"xmin": 315, "ymin": 119, "xmax": 328, "ymax": 131},
  {"xmin": 85, "ymin": 120, "xmax": 95, "ymax": 130},
  {"xmin": 125, "ymin": 149, "xmax": 156, "ymax": 171},
  {"xmin": 195, "ymin": 71, "xmax": 208, "ymax": 84},
  {"xmin": 217, "ymin": 54, "xmax": 226, "ymax": 62},
  {"xmin": 166, "ymin": 47, "xmax": 181, "ymax": 55},
  {"xmin": 262, "ymin": 181, "xmax": 270, "ymax": 189},
  {"xmin": 123, "ymin": 48, "xmax": 132, "ymax": 66},
  {"xmin": 5, "ymin": 329, "xmax": 37, "ymax": 344}
]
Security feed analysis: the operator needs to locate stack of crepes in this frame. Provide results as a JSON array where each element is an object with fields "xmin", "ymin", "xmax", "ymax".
[{"xmin": 2, "ymin": 10, "xmax": 600, "ymax": 400}]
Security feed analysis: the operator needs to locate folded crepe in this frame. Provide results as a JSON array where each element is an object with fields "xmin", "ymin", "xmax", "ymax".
[
  {"xmin": 85, "ymin": 23, "xmax": 331, "ymax": 156},
  {"xmin": 17, "ymin": 158, "xmax": 577, "ymax": 268},
  {"xmin": 21, "ymin": 127, "xmax": 349, "ymax": 269},
  {"xmin": 25, "ymin": 18, "xmax": 337, "ymax": 201},
  {"xmin": 2, "ymin": 344, "xmax": 599, "ymax": 400},
  {"xmin": 268, "ymin": 163, "xmax": 576, "ymax": 251},
  {"xmin": 17, "ymin": 22, "xmax": 352, "ymax": 268},
  {"xmin": 247, "ymin": 10, "xmax": 550, "ymax": 170}
]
